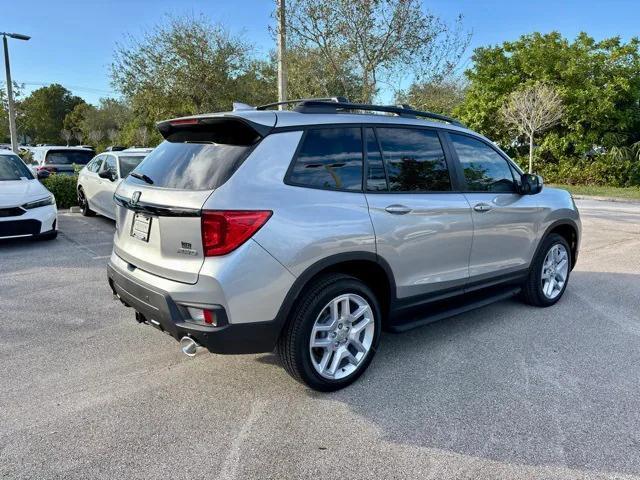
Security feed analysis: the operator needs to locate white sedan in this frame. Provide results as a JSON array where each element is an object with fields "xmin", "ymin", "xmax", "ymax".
[
  {"xmin": 0, "ymin": 152, "xmax": 57, "ymax": 240},
  {"xmin": 76, "ymin": 148, "xmax": 152, "ymax": 220}
]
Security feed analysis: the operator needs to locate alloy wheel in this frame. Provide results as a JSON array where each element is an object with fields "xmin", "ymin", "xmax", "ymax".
[
  {"xmin": 309, "ymin": 293, "xmax": 375, "ymax": 380},
  {"xmin": 541, "ymin": 243, "xmax": 569, "ymax": 299}
]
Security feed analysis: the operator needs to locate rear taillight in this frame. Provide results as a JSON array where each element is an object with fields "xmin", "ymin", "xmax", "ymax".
[
  {"xmin": 37, "ymin": 166, "xmax": 56, "ymax": 172},
  {"xmin": 201, "ymin": 210, "xmax": 272, "ymax": 256}
]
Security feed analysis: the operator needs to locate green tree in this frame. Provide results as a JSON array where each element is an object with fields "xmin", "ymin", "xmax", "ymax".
[
  {"xmin": 63, "ymin": 103, "xmax": 95, "ymax": 143},
  {"xmin": 0, "ymin": 82, "xmax": 23, "ymax": 143},
  {"xmin": 63, "ymin": 98, "xmax": 132, "ymax": 149},
  {"xmin": 283, "ymin": 47, "xmax": 362, "ymax": 101},
  {"xmin": 456, "ymin": 32, "xmax": 640, "ymax": 164},
  {"xmin": 285, "ymin": 0, "xmax": 470, "ymax": 102},
  {"xmin": 396, "ymin": 81, "xmax": 466, "ymax": 115},
  {"xmin": 111, "ymin": 14, "xmax": 274, "ymax": 125},
  {"xmin": 20, "ymin": 84, "xmax": 85, "ymax": 144}
]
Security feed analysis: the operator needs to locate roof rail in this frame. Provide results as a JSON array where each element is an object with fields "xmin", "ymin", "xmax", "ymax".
[
  {"xmin": 256, "ymin": 97, "xmax": 348, "ymax": 110},
  {"xmin": 294, "ymin": 100, "xmax": 465, "ymax": 127}
]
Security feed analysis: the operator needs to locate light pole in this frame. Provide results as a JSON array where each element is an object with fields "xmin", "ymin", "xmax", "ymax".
[
  {"xmin": 277, "ymin": 0, "xmax": 287, "ymax": 109},
  {"xmin": 1, "ymin": 32, "xmax": 30, "ymax": 153}
]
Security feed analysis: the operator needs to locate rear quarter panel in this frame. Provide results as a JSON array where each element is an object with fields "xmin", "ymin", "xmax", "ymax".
[{"xmin": 202, "ymin": 130, "xmax": 376, "ymax": 277}]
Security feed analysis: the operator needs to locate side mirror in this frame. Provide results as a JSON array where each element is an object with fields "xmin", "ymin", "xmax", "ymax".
[
  {"xmin": 99, "ymin": 170, "xmax": 117, "ymax": 181},
  {"xmin": 36, "ymin": 169, "xmax": 50, "ymax": 180},
  {"xmin": 519, "ymin": 173, "xmax": 544, "ymax": 195}
]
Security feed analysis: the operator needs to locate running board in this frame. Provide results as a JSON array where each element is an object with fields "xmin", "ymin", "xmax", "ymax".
[{"xmin": 389, "ymin": 286, "xmax": 522, "ymax": 333}]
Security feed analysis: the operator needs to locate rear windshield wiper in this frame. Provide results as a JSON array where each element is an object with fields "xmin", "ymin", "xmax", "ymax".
[{"xmin": 130, "ymin": 172, "xmax": 154, "ymax": 184}]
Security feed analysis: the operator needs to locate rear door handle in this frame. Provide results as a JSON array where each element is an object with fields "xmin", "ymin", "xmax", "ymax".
[
  {"xmin": 473, "ymin": 203, "xmax": 492, "ymax": 213},
  {"xmin": 385, "ymin": 204, "xmax": 412, "ymax": 215}
]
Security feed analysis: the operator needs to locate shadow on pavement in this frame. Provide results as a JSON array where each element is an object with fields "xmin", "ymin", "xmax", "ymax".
[{"xmin": 322, "ymin": 271, "xmax": 640, "ymax": 476}]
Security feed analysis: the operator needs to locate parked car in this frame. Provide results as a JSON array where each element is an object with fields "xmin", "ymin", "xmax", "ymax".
[
  {"xmin": 0, "ymin": 151, "xmax": 57, "ymax": 240},
  {"xmin": 29, "ymin": 146, "xmax": 95, "ymax": 176},
  {"xmin": 107, "ymin": 99, "xmax": 581, "ymax": 391},
  {"xmin": 77, "ymin": 148, "xmax": 153, "ymax": 220}
]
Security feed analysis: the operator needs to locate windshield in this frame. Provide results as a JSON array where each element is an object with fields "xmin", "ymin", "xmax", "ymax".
[
  {"xmin": 0, "ymin": 154, "xmax": 34, "ymax": 181},
  {"xmin": 45, "ymin": 150, "xmax": 94, "ymax": 165},
  {"xmin": 128, "ymin": 141, "xmax": 253, "ymax": 190},
  {"xmin": 118, "ymin": 155, "xmax": 146, "ymax": 179}
]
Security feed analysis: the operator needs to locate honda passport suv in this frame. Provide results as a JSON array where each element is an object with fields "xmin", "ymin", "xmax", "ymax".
[{"xmin": 107, "ymin": 98, "xmax": 581, "ymax": 391}]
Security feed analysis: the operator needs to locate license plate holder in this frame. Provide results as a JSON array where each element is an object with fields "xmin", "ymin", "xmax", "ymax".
[{"xmin": 130, "ymin": 213, "xmax": 152, "ymax": 242}]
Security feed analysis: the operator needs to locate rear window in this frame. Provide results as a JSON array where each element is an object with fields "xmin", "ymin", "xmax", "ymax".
[
  {"xmin": 128, "ymin": 141, "xmax": 253, "ymax": 190},
  {"xmin": 287, "ymin": 127, "xmax": 363, "ymax": 191},
  {"xmin": 118, "ymin": 155, "xmax": 145, "ymax": 179},
  {"xmin": 45, "ymin": 150, "xmax": 94, "ymax": 165}
]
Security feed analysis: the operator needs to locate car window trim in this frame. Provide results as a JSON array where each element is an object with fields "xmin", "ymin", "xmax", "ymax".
[
  {"xmin": 365, "ymin": 125, "xmax": 456, "ymax": 195},
  {"xmin": 283, "ymin": 126, "xmax": 366, "ymax": 194},
  {"xmin": 442, "ymin": 130, "xmax": 520, "ymax": 194},
  {"xmin": 363, "ymin": 126, "xmax": 390, "ymax": 192}
]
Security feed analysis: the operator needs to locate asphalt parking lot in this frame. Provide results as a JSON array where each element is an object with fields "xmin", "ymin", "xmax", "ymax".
[{"xmin": 1, "ymin": 198, "xmax": 639, "ymax": 480}]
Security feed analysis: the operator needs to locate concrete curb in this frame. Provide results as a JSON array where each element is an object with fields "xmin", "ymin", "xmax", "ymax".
[{"xmin": 572, "ymin": 194, "xmax": 640, "ymax": 205}]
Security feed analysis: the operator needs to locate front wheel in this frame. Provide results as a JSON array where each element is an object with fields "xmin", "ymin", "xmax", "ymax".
[
  {"xmin": 277, "ymin": 274, "xmax": 381, "ymax": 391},
  {"xmin": 77, "ymin": 187, "xmax": 95, "ymax": 217},
  {"xmin": 522, "ymin": 233, "xmax": 572, "ymax": 307}
]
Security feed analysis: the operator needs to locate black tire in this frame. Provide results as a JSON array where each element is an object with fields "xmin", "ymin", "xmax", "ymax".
[
  {"xmin": 277, "ymin": 273, "xmax": 382, "ymax": 391},
  {"xmin": 77, "ymin": 187, "xmax": 95, "ymax": 216},
  {"xmin": 521, "ymin": 233, "xmax": 572, "ymax": 307}
]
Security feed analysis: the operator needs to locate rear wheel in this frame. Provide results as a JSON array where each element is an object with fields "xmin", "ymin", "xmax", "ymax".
[
  {"xmin": 522, "ymin": 233, "xmax": 571, "ymax": 307},
  {"xmin": 277, "ymin": 274, "xmax": 381, "ymax": 391},
  {"xmin": 77, "ymin": 187, "xmax": 95, "ymax": 216}
]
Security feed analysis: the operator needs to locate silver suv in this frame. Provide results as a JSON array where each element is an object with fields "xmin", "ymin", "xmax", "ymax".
[{"xmin": 107, "ymin": 99, "xmax": 581, "ymax": 391}]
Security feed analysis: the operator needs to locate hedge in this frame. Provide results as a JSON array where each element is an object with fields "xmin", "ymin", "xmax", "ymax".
[{"xmin": 42, "ymin": 174, "xmax": 79, "ymax": 209}]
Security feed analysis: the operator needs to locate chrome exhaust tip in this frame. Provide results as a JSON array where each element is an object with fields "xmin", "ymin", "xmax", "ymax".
[{"xmin": 180, "ymin": 336, "xmax": 201, "ymax": 357}]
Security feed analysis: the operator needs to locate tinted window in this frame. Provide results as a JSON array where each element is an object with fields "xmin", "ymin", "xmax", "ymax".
[
  {"xmin": 365, "ymin": 128, "xmax": 387, "ymax": 191},
  {"xmin": 118, "ymin": 155, "xmax": 145, "ymax": 179},
  {"xmin": 0, "ymin": 154, "xmax": 34, "ymax": 180},
  {"xmin": 450, "ymin": 134, "xmax": 516, "ymax": 192},
  {"xmin": 45, "ymin": 150, "xmax": 94, "ymax": 165},
  {"xmin": 289, "ymin": 128, "xmax": 363, "ymax": 191},
  {"xmin": 128, "ymin": 141, "xmax": 252, "ymax": 190},
  {"xmin": 376, "ymin": 128, "xmax": 451, "ymax": 192}
]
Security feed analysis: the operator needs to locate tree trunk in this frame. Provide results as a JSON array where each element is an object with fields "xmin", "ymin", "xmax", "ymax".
[{"xmin": 528, "ymin": 133, "xmax": 534, "ymax": 174}]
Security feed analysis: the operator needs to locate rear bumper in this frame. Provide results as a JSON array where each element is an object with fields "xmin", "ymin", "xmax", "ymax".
[{"xmin": 107, "ymin": 261, "xmax": 282, "ymax": 354}]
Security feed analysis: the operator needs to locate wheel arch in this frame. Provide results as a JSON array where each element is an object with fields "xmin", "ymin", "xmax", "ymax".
[
  {"xmin": 273, "ymin": 252, "xmax": 397, "ymax": 334},
  {"xmin": 535, "ymin": 219, "xmax": 580, "ymax": 270}
]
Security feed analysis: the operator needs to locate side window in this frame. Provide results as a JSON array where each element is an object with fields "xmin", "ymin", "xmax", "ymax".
[
  {"xmin": 365, "ymin": 128, "xmax": 387, "ymax": 191},
  {"xmin": 102, "ymin": 155, "xmax": 117, "ymax": 176},
  {"xmin": 449, "ymin": 134, "xmax": 516, "ymax": 192},
  {"xmin": 288, "ymin": 128, "xmax": 363, "ymax": 191},
  {"xmin": 87, "ymin": 156, "xmax": 103, "ymax": 173},
  {"xmin": 376, "ymin": 127, "xmax": 451, "ymax": 192}
]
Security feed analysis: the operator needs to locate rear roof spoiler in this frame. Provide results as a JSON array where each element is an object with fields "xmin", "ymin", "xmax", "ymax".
[{"xmin": 156, "ymin": 115, "xmax": 274, "ymax": 142}]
